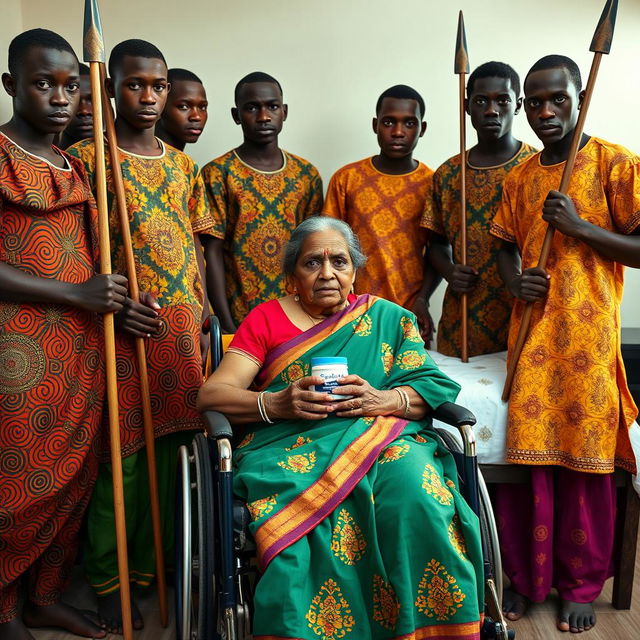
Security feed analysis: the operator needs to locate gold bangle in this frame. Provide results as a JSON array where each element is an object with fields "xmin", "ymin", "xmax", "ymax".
[
  {"xmin": 394, "ymin": 387, "xmax": 411, "ymax": 418},
  {"xmin": 393, "ymin": 387, "xmax": 411, "ymax": 418}
]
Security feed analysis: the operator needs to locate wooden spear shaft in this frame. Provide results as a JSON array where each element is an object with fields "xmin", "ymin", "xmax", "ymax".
[
  {"xmin": 88, "ymin": 62, "xmax": 134, "ymax": 640},
  {"xmin": 455, "ymin": 10, "xmax": 470, "ymax": 362},
  {"xmin": 502, "ymin": 0, "xmax": 617, "ymax": 401},
  {"xmin": 458, "ymin": 71, "xmax": 469, "ymax": 362},
  {"xmin": 99, "ymin": 65, "xmax": 169, "ymax": 627}
]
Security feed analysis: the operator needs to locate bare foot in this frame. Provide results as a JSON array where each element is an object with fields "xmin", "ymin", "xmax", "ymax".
[
  {"xmin": 22, "ymin": 601, "xmax": 105, "ymax": 638},
  {"xmin": 557, "ymin": 599, "xmax": 596, "ymax": 633},
  {"xmin": 0, "ymin": 618, "xmax": 35, "ymax": 640},
  {"xmin": 502, "ymin": 588, "xmax": 528, "ymax": 621},
  {"xmin": 97, "ymin": 591, "xmax": 144, "ymax": 634}
]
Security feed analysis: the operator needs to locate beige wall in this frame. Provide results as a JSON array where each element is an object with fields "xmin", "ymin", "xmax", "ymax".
[
  {"xmin": 0, "ymin": 0, "xmax": 23, "ymax": 120},
  {"xmin": 3, "ymin": 0, "xmax": 640, "ymax": 327}
]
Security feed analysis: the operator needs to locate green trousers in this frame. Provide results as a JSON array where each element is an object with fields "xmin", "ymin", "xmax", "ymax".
[{"xmin": 84, "ymin": 431, "xmax": 196, "ymax": 596}]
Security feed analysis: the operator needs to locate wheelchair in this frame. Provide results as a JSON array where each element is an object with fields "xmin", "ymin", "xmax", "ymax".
[{"xmin": 175, "ymin": 317, "xmax": 514, "ymax": 640}]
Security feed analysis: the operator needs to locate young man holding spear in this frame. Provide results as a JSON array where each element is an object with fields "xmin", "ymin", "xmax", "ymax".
[
  {"xmin": 422, "ymin": 61, "xmax": 536, "ymax": 358},
  {"xmin": 491, "ymin": 52, "xmax": 639, "ymax": 633},
  {"xmin": 0, "ymin": 28, "xmax": 127, "ymax": 640},
  {"xmin": 69, "ymin": 38, "xmax": 215, "ymax": 632}
]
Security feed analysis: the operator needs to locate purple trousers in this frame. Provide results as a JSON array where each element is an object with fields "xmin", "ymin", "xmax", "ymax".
[{"xmin": 494, "ymin": 466, "xmax": 616, "ymax": 603}]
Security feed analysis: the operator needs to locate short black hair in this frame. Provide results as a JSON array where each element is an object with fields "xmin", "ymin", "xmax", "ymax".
[
  {"xmin": 376, "ymin": 85, "xmax": 426, "ymax": 120},
  {"xmin": 168, "ymin": 68, "xmax": 203, "ymax": 85},
  {"xmin": 79, "ymin": 62, "xmax": 90, "ymax": 76},
  {"xmin": 108, "ymin": 39, "xmax": 167, "ymax": 78},
  {"xmin": 525, "ymin": 55, "xmax": 582, "ymax": 92},
  {"xmin": 234, "ymin": 71, "xmax": 282, "ymax": 105},
  {"xmin": 467, "ymin": 61, "xmax": 521, "ymax": 98},
  {"xmin": 8, "ymin": 28, "xmax": 78, "ymax": 78}
]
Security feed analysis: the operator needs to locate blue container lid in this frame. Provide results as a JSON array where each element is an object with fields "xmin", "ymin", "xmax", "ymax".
[{"xmin": 311, "ymin": 357, "xmax": 348, "ymax": 366}]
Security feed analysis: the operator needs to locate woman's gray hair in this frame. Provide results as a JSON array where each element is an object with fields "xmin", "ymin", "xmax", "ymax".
[{"xmin": 283, "ymin": 216, "xmax": 367, "ymax": 276}]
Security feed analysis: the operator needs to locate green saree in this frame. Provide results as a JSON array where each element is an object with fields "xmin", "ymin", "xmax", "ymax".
[{"xmin": 233, "ymin": 295, "xmax": 484, "ymax": 639}]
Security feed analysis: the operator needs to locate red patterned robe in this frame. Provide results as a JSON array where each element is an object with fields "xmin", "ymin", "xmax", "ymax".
[{"xmin": 0, "ymin": 133, "xmax": 104, "ymax": 621}]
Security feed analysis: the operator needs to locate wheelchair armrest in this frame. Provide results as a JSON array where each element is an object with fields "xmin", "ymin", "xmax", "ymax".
[
  {"xmin": 432, "ymin": 402, "xmax": 477, "ymax": 457},
  {"xmin": 431, "ymin": 401, "xmax": 476, "ymax": 427},
  {"xmin": 202, "ymin": 410, "xmax": 234, "ymax": 439}
]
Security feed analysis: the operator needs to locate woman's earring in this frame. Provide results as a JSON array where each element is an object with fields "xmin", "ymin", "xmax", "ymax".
[{"xmin": 293, "ymin": 287, "xmax": 300, "ymax": 302}]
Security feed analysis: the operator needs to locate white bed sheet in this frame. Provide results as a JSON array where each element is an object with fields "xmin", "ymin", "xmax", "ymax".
[
  {"xmin": 429, "ymin": 350, "xmax": 510, "ymax": 465},
  {"xmin": 428, "ymin": 349, "xmax": 640, "ymax": 495}
]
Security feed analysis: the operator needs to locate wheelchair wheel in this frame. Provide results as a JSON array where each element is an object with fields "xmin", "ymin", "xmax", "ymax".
[
  {"xmin": 432, "ymin": 429, "xmax": 502, "ymax": 593},
  {"xmin": 175, "ymin": 445, "xmax": 191, "ymax": 640},
  {"xmin": 175, "ymin": 434, "xmax": 218, "ymax": 640},
  {"xmin": 434, "ymin": 428, "xmax": 510, "ymax": 638},
  {"xmin": 478, "ymin": 470, "xmax": 503, "ymax": 604}
]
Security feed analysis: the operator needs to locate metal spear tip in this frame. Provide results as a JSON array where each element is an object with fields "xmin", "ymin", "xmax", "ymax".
[
  {"xmin": 454, "ymin": 10, "xmax": 470, "ymax": 75},
  {"xmin": 83, "ymin": 0, "xmax": 105, "ymax": 63},
  {"xmin": 590, "ymin": 0, "xmax": 618, "ymax": 54}
]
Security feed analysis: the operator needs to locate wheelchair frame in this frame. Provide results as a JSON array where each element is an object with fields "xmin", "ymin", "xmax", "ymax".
[{"xmin": 176, "ymin": 317, "xmax": 513, "ymax": 640}]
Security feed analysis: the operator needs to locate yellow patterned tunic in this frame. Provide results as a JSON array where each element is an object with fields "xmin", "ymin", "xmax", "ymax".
[
  {"xmin": 323, "ymin": 157, "xmax": 432, "ymax": 310},
  {"xmin": 422, "ymin": 143, "xmax": 537, "ymax": 357},
  {"xmin": 491, "ymin": 137, "xmax": 639, "ymax": 473},
  {"xmin": 201, "ymin": 150, "xmax": 323, "ymax": 325},
  {"xmin": 68, "ymin": 139, "xmax": 213, "ymax": 456}
]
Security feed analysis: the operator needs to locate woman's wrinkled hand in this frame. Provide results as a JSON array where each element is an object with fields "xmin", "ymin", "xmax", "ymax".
[
  {"xmin": 267, "ymin": 376, "xmax": 335, "ymax": 421},
  {"xmin": 330, "ymin": 375, "xmax": 398, "ymax": 418}
]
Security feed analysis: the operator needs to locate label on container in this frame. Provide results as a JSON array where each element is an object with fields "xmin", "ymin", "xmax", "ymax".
[{"xmin": 311, "ymin": 362, "xmax": 353, "ymax": 400}]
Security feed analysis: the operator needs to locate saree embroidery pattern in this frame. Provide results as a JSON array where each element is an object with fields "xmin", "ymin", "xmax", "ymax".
[
  {"xmin": 381, "ymin": 343, "xmax": 394, "ymax": 375},
  {"xmin": 378, "ymin": 442, "xmax": 410, "ymax": 465},
  {"xmin": 248, "ymin": 495, "xmax": 279, "ymax": 521},
  {"xmin": 277, "ymin": 452, "xmax": 317, "ymax": 474},
  {"xmin": 395, "ymin": 350, "xmax": 426, "ymax": 370},
  {"xmin": 286, "ymin": 436, "xmax": 313, "ymax": 450},
  {"xmin": 330, "ymin": 509, "xmax": 367, "ymax": 565},
  {"xmin": 352, "ymin": 314, "xmax": 372, "ymax": 337},
  {"xmin": 415, "ymin": 560, "xmax": 466, "ymax": 621},
  {"xmin": 401, "ymin": 316, "xmax": 423, "ymax": 343},
  {"xmin": 232, "ymin": 295, "xmax": 483, "ymax": 639},
  {"xmin": 305, "ymin": 578, "xmax": 355, "ymax": 640},
  {"xmin": 281, "ymin": 360, "xmax": 309, "ymax": 384},
  {"xmin": 448, "ymin": 516, "xmax": 469, "ymax": 560},
  {"xmin": 422, "ymin": 464, "xmax": 454, "ymax": 506},
  {"xmin": 372, "ymin": 575, "xmax": 400, "ymax": 631}
]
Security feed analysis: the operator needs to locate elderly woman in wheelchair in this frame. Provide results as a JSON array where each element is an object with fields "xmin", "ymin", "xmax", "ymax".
[{"xmin": 196, "ymin": 216, "xmax": 487, "ymax": 639}]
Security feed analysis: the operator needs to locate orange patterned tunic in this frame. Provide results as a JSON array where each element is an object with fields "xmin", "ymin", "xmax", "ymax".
[
  {"xmin": 0, "ymin": 133, "xmax": 103, "ymax": 616},
  {"xmin": 491, "ymin": 137, "xmax": 640, "ymax": 473},
  {"xmin": 323, "ymin": 157, "xmax": 432, "ymax": 310}
]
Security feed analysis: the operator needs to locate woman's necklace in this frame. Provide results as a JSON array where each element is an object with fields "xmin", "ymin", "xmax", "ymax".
[
  {"xmin": 296, "ymin": 297, "xmax": 325, "ymax": 328},
  {"xmin": 295, "ymin": 295, "xmax": 350, "ymax": 329}
]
